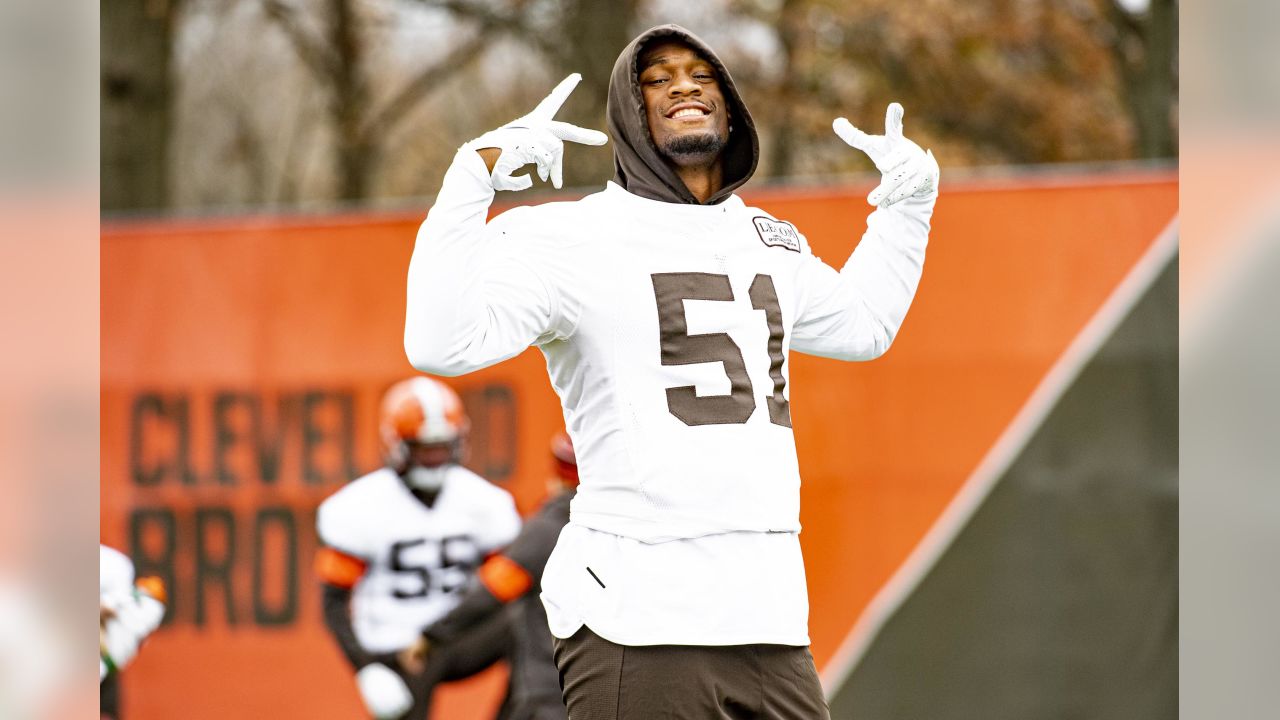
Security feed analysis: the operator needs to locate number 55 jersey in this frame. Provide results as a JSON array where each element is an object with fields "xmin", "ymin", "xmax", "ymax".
[{"xmin": 316, "ymin": 466, "xmax": 521, "ymax": 654}]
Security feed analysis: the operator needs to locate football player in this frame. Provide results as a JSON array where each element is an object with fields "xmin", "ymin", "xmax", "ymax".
[
  {"xmin": 316, "ymin": 376, "xmax": 521, "ymax": 719},
  {"xmin": 404, "ymin": 23, "xmax": 937, "ymax": 720},
  {"xmin": 404, "ymin": 431, "xmax": 578, "ymax": 720},
  {"xmin": 100, "ymin": 544, "xmax": 167, "ymax": 719}
]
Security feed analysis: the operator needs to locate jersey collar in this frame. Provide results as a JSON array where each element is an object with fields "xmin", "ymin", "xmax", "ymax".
[{"xmin": 604, "ymin": 181, "xmax": 745, "ymax": 217}]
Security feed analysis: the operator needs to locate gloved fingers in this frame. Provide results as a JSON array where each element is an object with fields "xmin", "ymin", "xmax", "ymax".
[
  {"xmin": 529, "ymin": 73, "xmax": 583, "ymax": 121},
  {"xmin": 882, "ymin": 173, "xmax": 926, "ymax": 206},
  {"xmin": 893, "ymin": 149, "xmax": 939, "ymax": 201},
  {"xmin": 547, "ymin": 121, "xmax": 608, "ymax": 146},
  {"xmin": 866, "ymin": 156, "xmax": 918, "ymax": 206},
  {"xmin": 492, "ymin": 160, "xmax": 534, "ymax": 191},
  {"xmin": 867, "ymin": 178, "xmax": 901, "ymax": 207},
  {"xmin": 883, "ymin": 152, "xmax": 920, "ymax": 186},
  {"xmin": 832, "ymin": 117, "xmax": 874, "ymax": 154},
  {"xmin": 495, "ymin": 172, "xmax": 534, "ymax": 192},
  {"xmin": 884, "ymin": 102, "xmax": 905, "ymax": 142},
  {"xmin": 531, "ymin": 129, "xmax": 566, "ymax": 188},
  {"xmin": 550, "ymin": 149, "xmax": 565, "ymax": 189},
  {"xmin": 876, "ymin": 145, "xmax": 915, "ymax": 175},
  {"xmin": 491, "ymin": 152, "xmax": 534, "ymax": 191},
  {"xmin": 834, "ymin": 117, "xmax": 892, "ymax": 166},
  {"xmin": 872, "ymin": 152, "xmax": 939, "ymax": 206},
  {"xmin": 531, "ymin": 134, "xmax": 557, "ymax": 184}
]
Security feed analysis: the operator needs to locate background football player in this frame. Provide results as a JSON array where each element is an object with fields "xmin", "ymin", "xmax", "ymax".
[
  {"xmin": 404, "ymin": 431, "xmax": 579, "ymax": 720},
  {"xmin": 100, "ymin": 544, "xmax": 167, "ymax": 720},
  {"xmin": 315, "ymin": 376, "xmax": 521, "ymax": 719}
]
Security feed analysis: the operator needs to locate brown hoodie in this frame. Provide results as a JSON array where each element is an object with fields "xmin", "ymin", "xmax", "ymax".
[{"xmin": 606, "ymin": 24, "xmax": 759, "ymax": 206}]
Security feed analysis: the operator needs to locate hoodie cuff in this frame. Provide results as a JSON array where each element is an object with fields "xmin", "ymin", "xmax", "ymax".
[{"xmin": 430, "ymin": 147, "xmax": 497, "ymax": 216}]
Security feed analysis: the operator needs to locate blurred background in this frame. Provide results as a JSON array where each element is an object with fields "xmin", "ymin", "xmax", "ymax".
[
  {"xmin": 94, "ymin": 1, "xmax": 1187, "ymax": 719},
  {"xmin": 103, "ymin": 0, "xmax": 1177, "ymax": 215}
]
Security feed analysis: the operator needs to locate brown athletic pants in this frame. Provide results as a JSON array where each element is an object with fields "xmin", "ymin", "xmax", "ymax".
[{"xmin": 553, "ymin": 626, "xmax": 830, "ymax": 720}]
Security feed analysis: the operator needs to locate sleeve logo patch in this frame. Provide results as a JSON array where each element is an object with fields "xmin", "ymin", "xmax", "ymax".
[{"xmin": 753, "ymin": 217, "xmax": 801, "ymax": 252}]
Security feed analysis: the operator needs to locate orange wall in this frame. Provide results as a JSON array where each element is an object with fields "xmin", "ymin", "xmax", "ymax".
[{"xmin": 101, "ymin": 171, "xmax": 1176, "ymax": 718}]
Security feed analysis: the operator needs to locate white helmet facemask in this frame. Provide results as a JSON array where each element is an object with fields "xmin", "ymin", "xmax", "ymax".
[{"xmin": 405, "ymin": 464, "xmax": 450, "ymax": 491}]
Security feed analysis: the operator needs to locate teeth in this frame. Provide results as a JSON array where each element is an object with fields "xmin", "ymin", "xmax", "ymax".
[{"xmin": 672, "ymin": 108, "xmax": 705, "ymax": 119}]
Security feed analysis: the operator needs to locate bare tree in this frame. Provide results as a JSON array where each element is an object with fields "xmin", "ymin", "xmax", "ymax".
[
  {"xmin": 546, "ymin": 0, "xmax": 643, "ymax": 185},
  {"xmin": 262, "ymin": 0, "xmax": 501, "ymax": 200},
  {"xmin": 1101, "ymin": 0, "xmax": 1177, "ymax": 158},
  {"xmin": 102, "ymin": 0, "xmax": 180, "ymax": 212},
  {"xmin": 259, "ymin": 0, "xmax": 645, "ymax": 198},
  {"xmin": 125, "ymin": 0, "xmax": 1179, "ymax": 214},
  {"xmin": 732, "ymin": 0, "xmax": 806, "ymax": 177}
]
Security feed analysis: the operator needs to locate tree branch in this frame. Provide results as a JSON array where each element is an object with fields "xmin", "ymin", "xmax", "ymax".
[
  {"xmin": 261, "ymin": 0, "xmax": 340, "ymax": 82},
  {"xmin": 418, "ymin": 0, "xmax": 563, "ymax": 62},
  {"xmin": 359, "ymin": 30, "xmax": 490, "ymax": 142}
]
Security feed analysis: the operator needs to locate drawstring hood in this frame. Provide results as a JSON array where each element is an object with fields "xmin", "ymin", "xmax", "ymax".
[{"xmin": 606, "ymin": 24, "xmax": 759, "ymax": 205}]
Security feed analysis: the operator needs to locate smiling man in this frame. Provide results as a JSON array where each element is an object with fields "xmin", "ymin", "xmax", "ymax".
[
  {"xmin": 635, "ymin": 39, "xmax": 732, "ymax": 203},
  {"xmin": 405, "ymin": 23, "xmax": 939, "ymax": 719}
]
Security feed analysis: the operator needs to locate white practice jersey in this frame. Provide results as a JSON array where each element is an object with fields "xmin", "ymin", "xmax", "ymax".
[
  {"xmin": 406, "ymin": 149, "xmax": 934, "ymax": 645},
  {"xmin": 316, "ymin": 466, "xmax": 521, "ymax": 654},
  {"xmin": 100, "ymin": 545, "xmax": 135, "ymax": 599}
]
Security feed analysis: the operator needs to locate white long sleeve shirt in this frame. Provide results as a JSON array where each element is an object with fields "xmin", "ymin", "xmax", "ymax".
[{"xmin": 406, "ymin": 148, "xmax": 934, "ymax": 645}]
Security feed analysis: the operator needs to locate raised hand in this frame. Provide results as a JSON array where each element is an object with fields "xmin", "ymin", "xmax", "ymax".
[
  {"xmin": 468, "ymin": 73, "xmax": 609, "ymax": 191},
  {"xmin": 833, "ymin": 103, "xmax": 939, "ymax": 207}
]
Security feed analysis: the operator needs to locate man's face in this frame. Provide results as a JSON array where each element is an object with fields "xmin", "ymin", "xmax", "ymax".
[
  {"xmin": 400, "ymin": 440, "xmax": 455, "ymax": 492},
  {"xmin": 404, "ymin": 441, "xmax": 454, "ymax": 469},
  {"xmin": 638, "ymin": 40, "xmax": 730, "ymax": 167}
]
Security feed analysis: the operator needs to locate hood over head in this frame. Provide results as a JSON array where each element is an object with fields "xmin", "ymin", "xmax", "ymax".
[{"xmin": 606, "ymin": 24, "xmax": 759, "ymax": 205}]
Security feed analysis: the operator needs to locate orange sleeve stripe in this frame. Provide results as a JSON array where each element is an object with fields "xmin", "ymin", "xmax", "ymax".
[
  {"xmin": 477, "ymin": 555, "xmax": 533, "ymax": 603},
  {"xmin": 315, "ymin": 547, "xmax": 367, "ymax": 589},
  {"xmin": 135, "ymin": 576, "xmax": 168, "ymax": 605}
]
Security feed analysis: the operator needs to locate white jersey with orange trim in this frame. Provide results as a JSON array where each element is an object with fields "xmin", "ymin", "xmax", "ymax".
[
  {"xmin": 316, "ymin": 466, "xmax": 521, "ymax": 654},
  {"xmin": 405, "ymin": 149, "xmax": 934, "ymax": 645}
]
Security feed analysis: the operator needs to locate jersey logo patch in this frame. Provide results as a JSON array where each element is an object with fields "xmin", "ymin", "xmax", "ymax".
[{"xmin": 753, "ymin": 217, "xmax": 801, "ymax": 252}]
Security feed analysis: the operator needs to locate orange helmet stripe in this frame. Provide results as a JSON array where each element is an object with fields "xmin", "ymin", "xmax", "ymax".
[{"xmin": 389, "ymin": 395, "xmax": 427, "ymax": 440}]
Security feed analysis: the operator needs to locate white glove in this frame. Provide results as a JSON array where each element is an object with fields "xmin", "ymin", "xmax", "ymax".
[
  {"xmin": 833, "ymin": 103, "xmax": 939, "ymax": 207},
  {"xmin": 355, "ymin": 663, "xmax": 414, "ymax": 719},
  {"xmin": 464, "ymin": 73, "xmax": 608, "ymax": 191}
]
